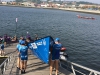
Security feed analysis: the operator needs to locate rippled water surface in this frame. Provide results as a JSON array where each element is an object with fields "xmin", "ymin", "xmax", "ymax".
[{"xmin": 0, "ymin": 6, "xmax": 100, "ymax": 71}]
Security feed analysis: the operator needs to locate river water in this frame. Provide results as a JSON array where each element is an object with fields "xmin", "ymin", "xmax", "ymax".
[{"xmin": 0, "ymin": 6, "xmax": 100, "ymax": 71}]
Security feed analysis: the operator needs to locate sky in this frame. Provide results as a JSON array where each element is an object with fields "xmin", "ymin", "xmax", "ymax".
[{"xmin": 1, "ymin": 0, "xmax": 100, "ymax": 4}]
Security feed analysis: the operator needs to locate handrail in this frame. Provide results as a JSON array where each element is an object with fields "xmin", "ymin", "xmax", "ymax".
[
  {"xmin": 0, "ymin": 57, "xmax": 8, "ymax": 68},
  {"xmin": 60, "ymin": 59, "xmax": 100, "ymax": 75},
  {"xmin": 0, "ymin": 54, "xmax": 12, "ymax": 75},
  {"xmin": 71, "ymin": 62, "xmax": 100, "ymax": 74}
]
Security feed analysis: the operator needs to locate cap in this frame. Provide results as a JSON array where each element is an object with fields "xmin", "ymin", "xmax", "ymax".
[
  {"xmin": 55, "ymin": 38, "xmax": 60, "ymax": 42},
  {"xmin": 20, "ymin": 40, "xmax": 25, "ymax": 45}
]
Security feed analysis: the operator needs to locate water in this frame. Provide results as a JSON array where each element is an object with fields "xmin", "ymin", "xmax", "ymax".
[{"xmin": 0, "ymin": 6, "xmax": 100, "ymax": 71}]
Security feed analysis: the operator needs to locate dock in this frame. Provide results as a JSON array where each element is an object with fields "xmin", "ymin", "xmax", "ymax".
[{"xmin": 0, "ymin": 43, "xmax": 74, "ymax": 75}]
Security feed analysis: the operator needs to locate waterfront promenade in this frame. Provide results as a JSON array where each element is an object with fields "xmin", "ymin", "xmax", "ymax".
[
  {"xmin": 0, "ymin": 43, "xmax": 73, "ymax": 75},
  {"xmin": 59, "ymin": 8, "xmax": 100, "ymax": 15},
  {"xmin": 0, "ymin": 4, "xmax": 100, "ymax": 15}
]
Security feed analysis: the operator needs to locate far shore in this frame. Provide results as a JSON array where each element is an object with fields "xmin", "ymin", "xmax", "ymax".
[
  {"xmin": 0, "ymin": 4, "xmax": 100, "ymax": 15},
  {"xmin": 58, "ymin": 8, "xmax": 100, "ymax": 15}
]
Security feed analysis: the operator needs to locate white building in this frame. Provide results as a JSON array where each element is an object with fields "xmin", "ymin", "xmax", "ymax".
[
  {"xmin": 55, "ymin": 4, "xmax": 60, "ymax": 7},
  {"xmin": 41, "ymin": 4, "xmax": 49, "ymax": 7},
  {"xmin": 79, "ymin": 4, "xmax": 86, "ymax": 7},
  {"xmin": 21, "ymin": 2, "xmax": 35, "ymax": 7},
  {"xmin": 1, "ymin": 1, "xmax": 7, "ymax": 4}
]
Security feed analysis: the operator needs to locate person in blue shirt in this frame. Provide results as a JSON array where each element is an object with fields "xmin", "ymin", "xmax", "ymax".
[
  {"xmin": 18, "ymin": 40, "xmax": 28, "ymax": 74},
  {"xmin": 16, "ymin": 36, "xmax": 24, "ymax": 70},
  {"xmin": 25, "ymin": 38, "xmax": 33, "ymax": 55},
  {"xmin": 50, "ymin": 38, "xmax": 62, "ymax": 75},
  {"xmin": 0, "ymin": 41, "xmax": 5, "ymax": 56},
  {"xmin": 16, "ymin": 41, "xmax": 21, "ymax": 70},
  {"xmin": 18, "ymin": 36, "xmax": 24, "ymax": 44}
]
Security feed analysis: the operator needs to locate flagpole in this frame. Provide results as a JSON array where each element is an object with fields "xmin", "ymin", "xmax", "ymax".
[{"xmin": 15, "ymin": 18, "xmax": 18, "ymax": 36}]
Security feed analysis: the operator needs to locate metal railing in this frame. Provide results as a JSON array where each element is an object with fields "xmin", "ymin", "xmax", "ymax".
[
  {"xmin": 0, "ymin": 55, "xmax": 12, "ymax": 75},
  {"xmin": 60, "ymin": 59, "xmax": 100, "ymax": 75}
]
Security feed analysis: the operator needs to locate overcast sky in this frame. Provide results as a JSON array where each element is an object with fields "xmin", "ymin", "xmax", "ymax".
[{"xmin": 1, "ymin": 0, "xmax": 100, "ymax": 4}]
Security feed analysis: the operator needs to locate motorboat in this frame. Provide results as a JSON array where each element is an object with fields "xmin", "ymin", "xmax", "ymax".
[{"xmin": 77, "ymin": 15, "xmax": 95, "ymax": 20}]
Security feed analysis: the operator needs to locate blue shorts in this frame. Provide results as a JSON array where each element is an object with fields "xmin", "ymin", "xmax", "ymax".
[
  {"xmin": 1, "ymin": 46, "xmax": 4, "ymax": 50},
  {"xmin": 51, "ymin": 55, "xmax": 59, "ymax": 61},
  {"xmin": 20, "ymin": 55, "xmax": 28, "ymax": 60}
]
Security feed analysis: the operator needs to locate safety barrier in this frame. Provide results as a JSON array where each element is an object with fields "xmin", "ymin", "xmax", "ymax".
[
  {"xmin": 60, "ymin": 59, "xmax": 100, "ymax": 75},
  {"xmin": 0, "ymin": 55, "xmax": 12, "ymax": 75}
]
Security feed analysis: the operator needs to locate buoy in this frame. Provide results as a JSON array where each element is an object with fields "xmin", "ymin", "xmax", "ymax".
[{"xmin": 61, "ymin": 47, "xmax": 66, "ymax": 51}]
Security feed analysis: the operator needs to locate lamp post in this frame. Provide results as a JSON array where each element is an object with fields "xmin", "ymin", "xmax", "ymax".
[{"xmin": 15, "ymin": 18, "xmax": 18, "ymax": 36}]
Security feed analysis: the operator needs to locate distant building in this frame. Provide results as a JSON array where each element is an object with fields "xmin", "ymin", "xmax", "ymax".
[
  {"xmin": 79, "ymin": 4, "xmax": 86, "ymax": 7},
  {"xmin": 1, "ymin": 1, "xmax": 7, "ymax": 5},
  {"xmin": 21, "ymin": 2, "xmax": 35, "ymax": 7},
  {"xmin": 41, "ymin": 3, "xmax": 49, "ymax": 7},
  {"xmin": 55, "ymin": 3, "xmax": 60, "ymax": 7},
  {"xmin": 72, "ymin": 5, "xmax": 76, "ymax": 8}
]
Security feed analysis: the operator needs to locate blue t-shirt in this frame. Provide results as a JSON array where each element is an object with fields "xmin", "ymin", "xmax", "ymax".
[
  {"xmin": 19, "ymin": 45, "xmax": 28, "ymax": 56},
  {"xmin": 26, "ymin": 42, "xmax": 31, "ymax": 48},
  {"xmin": 28, "ymin": 43, "xmax": 32, "ymax": 50},
  {"xmin": 52, "ymin": 43, "xmax": 62, "ymax": 58},
  {"xmin": 16, "ymin": 44, "xmax": 21, "ymax": 51}
]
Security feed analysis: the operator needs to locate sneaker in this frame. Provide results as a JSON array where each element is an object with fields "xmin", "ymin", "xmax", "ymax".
[
  {"xmin": 21, "ymin": 70, "xmax": 24, "ymax": 74},
  {"xmin": 17, "ymin": 67, "xmax": 20, "ymax": 70},
  {"xmin": 24, "ymin": 70, "xmax": 26, "ymax": 73}
]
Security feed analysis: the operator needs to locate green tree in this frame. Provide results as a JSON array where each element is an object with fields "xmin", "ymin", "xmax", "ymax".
[
  {"xmin": 31, "ymin": 0, "xmax": 41, "ymax": 4},
  {"xmin": 47, "ymin": 0, "xmax": 50, "ymax": 2},
  {"xmin": 15, "ymin": 0, "xmax": 23, "ymax": 2}
]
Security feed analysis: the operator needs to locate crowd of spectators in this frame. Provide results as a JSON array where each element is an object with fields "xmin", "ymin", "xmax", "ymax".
[{"xmin": 0, "ymin": 34, "xmax": 18, "ymax": 46}]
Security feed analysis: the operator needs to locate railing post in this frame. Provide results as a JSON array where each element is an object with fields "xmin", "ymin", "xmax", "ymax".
[
  {"xmin": 7, "ymin": 57, "xmax": 9, "ymax": 65},
  {"xmin": 0, "ymin": 68, "xmax": 2, "ymax": 75},
  {"xmin": 9, "ymin": 56, "xmax": 11, "ymax": 63},
  {"xmin": 3, "ymin": 62, "xmax": 7, "ymax": 73},
  {"xmin": 71, "ymin": 64, "xmax": 76, "ymax": 75},
  {"xmin": 94, "ymin": 73, "xmax": 97, "ymax": 75},
  {"xmin": 89, "ymin": 72, "xmax": 93, "ymax": 75}
]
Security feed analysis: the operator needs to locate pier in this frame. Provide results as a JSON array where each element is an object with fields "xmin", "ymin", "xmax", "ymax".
[
  {"xmin": 1, "ymin": 43, "xmax": 100, "ymax": 75},
  {"xmin": 0, "ymin": 43, "xmax": 73, "ymax": 75}
]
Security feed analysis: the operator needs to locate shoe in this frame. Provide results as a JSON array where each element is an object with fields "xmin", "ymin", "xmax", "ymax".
[
  {"xmin": 24, "ymin": 70, "xmax": 26, "ymax": 73},
  {"xmin": 21, "ymin": 70, "xmax": 24, "ymax": 74},
  {"xmin": 17, "ymin": 67, "xmax": 20, "ymax": 70}
]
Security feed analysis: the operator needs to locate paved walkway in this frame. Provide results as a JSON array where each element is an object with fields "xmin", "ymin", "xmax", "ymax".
[{"xmin": 1, "ymin": 43, "xmax": 74, "ymax": 75}]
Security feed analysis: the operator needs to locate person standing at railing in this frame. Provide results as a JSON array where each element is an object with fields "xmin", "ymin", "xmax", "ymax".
[
  {"xmin": 0, "ymin": 40, "xmax": 5, "ymax": 56},
  {"xmin": 4, "ymin": 34, "xmax": 8, "ymax": 46},
  {"xmin": 50, "ymin": 38, "xmax": 62, "ymax": 75}
]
